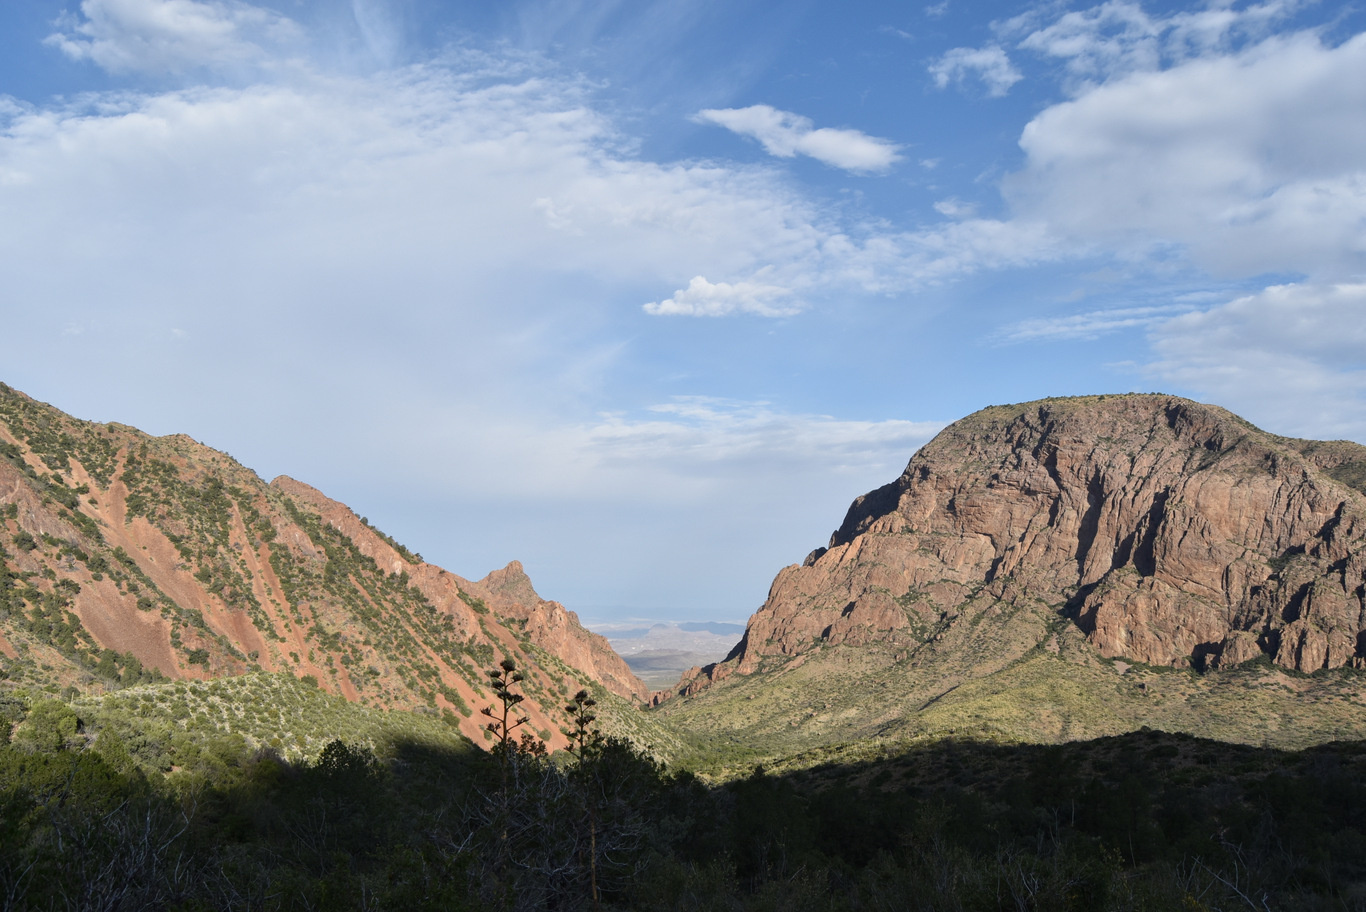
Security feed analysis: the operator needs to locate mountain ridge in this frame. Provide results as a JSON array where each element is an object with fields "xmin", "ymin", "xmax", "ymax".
[{"xmin": 0, "ymin": 382, "xmax": 649, "ymax": 751}]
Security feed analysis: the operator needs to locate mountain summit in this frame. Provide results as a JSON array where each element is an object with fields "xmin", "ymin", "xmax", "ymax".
[{"xmin": 662, "ymin": 395, "xmax": 1366, "ymax": 756}]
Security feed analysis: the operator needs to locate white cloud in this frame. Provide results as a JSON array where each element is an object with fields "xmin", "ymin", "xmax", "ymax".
[
  {"xmin": 45, "ymin": 0, "xmax": 304, "ymax": 75},
  {"xmin": 1009, "ymin": 0, "xmax": 1302, "ymax": 89},
  {"xmin": 0, "ymin": 70, "xmax": 845, "ymax": 319},
  {"xmin": 351, "ymin": 0, "xmax": 404, "ymax": 66},
  {"xmin": 1004, "ymin": 31, "xmax": 1366, "ymax": 281},
  {"xmin": 582, "ymin": 397, "xmax": 945, "ymax": 480},
  {"xmin": 932, "ymin": 198, "xmax": 976, "ymax": 218},
  {"xmin": 695, "ymin": 105, "xmax": 901, "ymax": 173},
  {"xmin": 642, "ymin": 276, "xmax": 798, "ymax": 317},
  {"xmin": 1146, "ymin": 283, "xmax": 1366, "ymax": 439},
  {"xmin": 928, "ymin": 45, "xmax": 1023, "ymax": 96},
  {"xmin": 1015, "ymin": 1, "xmax": 1162, "ymax": 86},
  {"xmin": 849, "ymin": 217, "xmax": 1062, "ymax": 290},
  {"xmin": 1000, "ymin": 303, "xmax": 1197, "ymax": 342}
]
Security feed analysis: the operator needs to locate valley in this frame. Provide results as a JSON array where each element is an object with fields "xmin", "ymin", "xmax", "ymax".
[{"xmin": 3, "ymin": 385, "xmax": 1366, "ymax": 909}]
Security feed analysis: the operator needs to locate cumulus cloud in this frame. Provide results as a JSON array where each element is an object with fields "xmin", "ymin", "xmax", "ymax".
[
  {"xmin": 642, "ymin": 276, "xmax": 799, "ymax": 317},
  {"xmin": 1004, "ymin": 31, "xmax": 1366, "ymax": 281},
  {"xmin": 45, "ymin": 0, "xmax": 304, "ymax": 75},
  {"xmin": 928, "ymin": 45, "xmax": 1023, "ymax": 96},
  {"xmin": 1146, "ymin": 283, "xmax": 1366, "ymax": 439},
  {"xmin": 695, "ymin": 105, "xmax": 900, "ymax": 173}
]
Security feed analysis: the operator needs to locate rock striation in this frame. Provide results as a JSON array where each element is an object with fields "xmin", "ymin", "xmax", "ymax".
[{"xmin": 682, "ymin": 395, "xmax": 1366, "ymax": 694}]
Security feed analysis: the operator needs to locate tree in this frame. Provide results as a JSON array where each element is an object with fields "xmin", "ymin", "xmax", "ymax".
[
  {"xmin": 477, "ymin": 658, "xmax": 547, "ymax": 909},
  {"xmin": 562, "ymin": 690, "xmax": 603, "ymax": 761},
  {"xmin": 563, "ymin": 689, "xmax": 605, "ymax": 908},
  {"xmin": 481, "ymin": 659, "xmax": 543, "ymax": 774}
]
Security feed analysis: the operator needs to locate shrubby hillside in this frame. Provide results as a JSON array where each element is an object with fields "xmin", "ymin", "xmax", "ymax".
[
  {"xmin": 2, "ymin": 677, "xmax": 1365, "ymax": 910},
  {"xmin": 0, "ymin": 382, "xmax": 661, "ymax": 752}
]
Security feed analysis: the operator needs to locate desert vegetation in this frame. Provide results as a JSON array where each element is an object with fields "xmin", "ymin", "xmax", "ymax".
[{"xmin": 2, "ymin": 663, "xmax": 1366, "ymax": 910}]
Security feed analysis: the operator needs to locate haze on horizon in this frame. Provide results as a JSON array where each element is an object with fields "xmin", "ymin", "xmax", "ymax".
[{"xmin": 2, "ymin": 0, "xmax": 1364, "ymax": 625}]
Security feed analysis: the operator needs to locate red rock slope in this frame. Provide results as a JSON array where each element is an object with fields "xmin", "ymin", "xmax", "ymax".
[{"xmin": 0, "ymin": 382, "xmax": 646, "ymax": 748}]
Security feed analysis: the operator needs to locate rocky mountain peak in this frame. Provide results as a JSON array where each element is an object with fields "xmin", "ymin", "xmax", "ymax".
[
  {"xmin": 481, "ymin": 560, "xmax": 542, "ymax": 606},
  {"xmin": 679, "ymin": 394, "xmax": 1366, "ymax": 698}
]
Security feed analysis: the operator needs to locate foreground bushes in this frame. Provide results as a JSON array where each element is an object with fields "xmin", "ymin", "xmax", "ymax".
[{"xmin": 2, "ymin": 699, "xmax": 1366, "ymax": 910}]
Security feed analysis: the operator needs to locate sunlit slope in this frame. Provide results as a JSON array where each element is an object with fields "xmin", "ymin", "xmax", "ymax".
[
  {"xmin": 0, "ymin": 382, "xmax": 657, "ymax": 751},
  {"xmin": 658, "ymin": 394, "xmax": 1366, "ymax": 770}
]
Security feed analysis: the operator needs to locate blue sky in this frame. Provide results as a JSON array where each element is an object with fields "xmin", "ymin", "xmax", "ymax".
[{"xmin": 2, "ymin": 0, "xmax": 1364, "ymax": 625}]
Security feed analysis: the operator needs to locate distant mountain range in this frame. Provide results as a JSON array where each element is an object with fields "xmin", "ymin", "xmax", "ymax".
[
  {"xmin": 594, "ymin": 621, "xmax": 745, "ymax": 691},
  {"xmin": 0, "ymin": 382, "xmax": 661, "ymax": 752},
  {"xmin": 658, "ymin": 394, "xmax": 1366, "ymax": 767}
]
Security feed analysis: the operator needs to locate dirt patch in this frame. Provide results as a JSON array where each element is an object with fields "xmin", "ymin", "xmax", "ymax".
[{"xmin": 69, "ymin": 572, "xmax": 177, "ymax": 674}]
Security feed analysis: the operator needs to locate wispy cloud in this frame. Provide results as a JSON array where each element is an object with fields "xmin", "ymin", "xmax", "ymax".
[
  {"xmin": 1007, "ymin": 0, "xmax": 1305, "ymax": 90},
  {"xmin": 695, "ymin": 105, "xmax": 901, "ymax": 174},
  {"xmin": 998, "ymin": 303, "xmax": 1197, "ymax": 342},
  {"xmin": 584, "ymin": 397, "xmax": 944, "ymax": 477}
]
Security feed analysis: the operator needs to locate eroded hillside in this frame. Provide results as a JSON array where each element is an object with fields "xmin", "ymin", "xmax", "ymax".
[{"xmin": 0, "ymin": 382, "xmax": 653, "ymax": 750}]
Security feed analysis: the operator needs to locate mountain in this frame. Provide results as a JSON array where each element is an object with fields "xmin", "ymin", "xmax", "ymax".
[
  {"xmin": 0, "ymin": 382, "xmax": 650, "ymax": 750},
  {"xmin": 658, "ymin": 395, "xmax": 1366, "ymax": 764}
]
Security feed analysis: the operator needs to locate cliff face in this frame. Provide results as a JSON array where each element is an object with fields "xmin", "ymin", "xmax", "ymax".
[
  {"xmin": 691, "ymin": 395, "xmax": 1366, "ymax": 691},
  {"xmin": 0, "ymin": 383, "xmax": 646, "ymax": 748}
]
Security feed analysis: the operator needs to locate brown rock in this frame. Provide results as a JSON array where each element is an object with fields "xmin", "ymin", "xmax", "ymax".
[
  {"xmin": 1213, "ymin": 631, "xmax": 1262, "ymax": 668},
  {"xmin": 686, "ymin": 394, "xmax": 1366, "ymax": 696}
]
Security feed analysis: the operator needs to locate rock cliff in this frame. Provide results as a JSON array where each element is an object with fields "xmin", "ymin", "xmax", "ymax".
[{"xmin": 684, "ymin": 394, "xmax": 1366, "ymax": 694}]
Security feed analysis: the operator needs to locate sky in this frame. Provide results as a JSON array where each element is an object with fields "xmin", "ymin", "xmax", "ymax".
[{"xmin": 2, "ymin": 0, "xmax": 1364, "ymax": 626}]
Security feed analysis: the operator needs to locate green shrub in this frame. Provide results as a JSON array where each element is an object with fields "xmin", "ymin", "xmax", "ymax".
[{"xmin": 12, "ymin": 698, "xmax": 81, "ymax": 752}]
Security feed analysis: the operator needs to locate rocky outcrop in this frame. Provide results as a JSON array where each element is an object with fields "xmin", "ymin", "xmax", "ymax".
[
  {"xmin": 476, "ymin": 561, "xmax": 650, "ymax": 703},
  {"xmin": 696, "ymin": 395, "xmax": 1366, "ymax": 689},
  {"xmin": 272, "ymin": 480, "xmax": 650, "ymax": 704}
]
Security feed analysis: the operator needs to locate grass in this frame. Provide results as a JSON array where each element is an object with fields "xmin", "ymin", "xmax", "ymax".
[
  {"xmin": 657, "ymin": 610, "xmax": 1366, "ymax": 778},
  {"xmin": 60, "ymin": 671, "xmax": 476, "ymax": 774}
]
